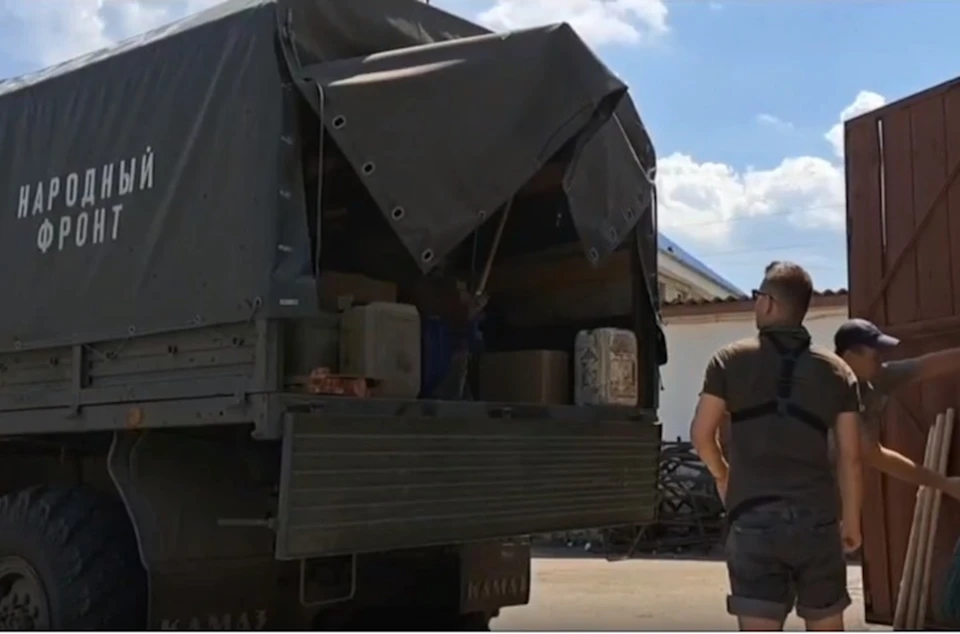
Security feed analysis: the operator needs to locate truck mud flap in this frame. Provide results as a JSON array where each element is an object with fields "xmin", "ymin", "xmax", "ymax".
[{"xmin": 275, "ymin": 412, "xmax": 660, "ymax": 559}]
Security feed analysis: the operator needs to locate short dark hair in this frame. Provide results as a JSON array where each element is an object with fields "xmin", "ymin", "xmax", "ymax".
[{"xmin": 761, "ymin": 261, "xmax": 813, "ymax": 324}]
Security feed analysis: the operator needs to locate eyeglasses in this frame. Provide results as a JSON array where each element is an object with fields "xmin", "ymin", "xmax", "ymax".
[{"xmin": 751, "ymin": 289, "xmax": 771, "ymax": 301}]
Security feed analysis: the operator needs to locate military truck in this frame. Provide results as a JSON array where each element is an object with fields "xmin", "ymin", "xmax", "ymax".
[{"xmin": 0, "ymin": 0, "xmax": 664, "ymax": 629}]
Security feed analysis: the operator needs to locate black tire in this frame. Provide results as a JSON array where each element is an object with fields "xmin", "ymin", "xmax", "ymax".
[{"xmin": 0, "ymin": 486, "xmax": 147, "ymax": 630}]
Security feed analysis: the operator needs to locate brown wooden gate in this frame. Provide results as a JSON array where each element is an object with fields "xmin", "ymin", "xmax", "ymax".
[{"xmin": 846, "ymin": 75, "xmax": 960, "ymax": 627}]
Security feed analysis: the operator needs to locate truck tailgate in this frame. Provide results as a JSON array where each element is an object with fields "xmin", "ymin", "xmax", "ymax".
[{"xmin": 275, "ymin": 411, "xmax": 660, "ymax": 559}]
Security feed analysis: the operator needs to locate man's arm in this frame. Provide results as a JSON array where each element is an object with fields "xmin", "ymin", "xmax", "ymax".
[
  {"xmin": 867, "ymin": 359, "xmax": 960, "ymax": 499},
  {"xmin": 690, "ymin": 394, "xmax": 729, "ymax": 485},
  {"xmin": 835, "ymin": 410, "xmax": 864, "ymax": 549},
  {"xmin": 861, "ymin": 432, "xmax": 959, "ymax": 495},
  {"xmin": 885, "ymin": 348, "xmax": 960, "ymax": 388},
  {"xmin": 690, "ymin": 350, "xmax": 731, "ymax": 494}
]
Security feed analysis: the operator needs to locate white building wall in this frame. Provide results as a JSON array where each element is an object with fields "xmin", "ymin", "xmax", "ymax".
[
  {"xmin": 658, "ymin": 250, "xmax": 739, "ymax": 301},
  {"xmin": 657, "ymin": 306, "xmax": 848, "ymax": 442}
]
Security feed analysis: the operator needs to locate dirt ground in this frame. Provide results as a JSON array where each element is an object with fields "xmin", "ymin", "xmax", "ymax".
[{"xmin": 492, "ymin": 556, "xmax": 887, "ymax": 631}]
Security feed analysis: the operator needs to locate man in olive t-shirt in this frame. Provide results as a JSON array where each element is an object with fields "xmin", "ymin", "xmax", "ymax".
[
  {"xmin": 834, "ymin": 318, "xmax": 960, "ymax": 500},
  {"xmin": 691, "ymin": 261, "xmax": 865, "ymax": 631}
]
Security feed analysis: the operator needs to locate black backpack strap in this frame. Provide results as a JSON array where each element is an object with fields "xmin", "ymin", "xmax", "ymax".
[{"xmin": 728, "ymin": 336, "xmax": 828, "ymax": 435}]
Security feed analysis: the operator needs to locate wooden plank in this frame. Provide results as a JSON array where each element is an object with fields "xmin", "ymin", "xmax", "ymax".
[
  {"xmin": 947, "ymin": 87, "xmax": 960, "ymax": 314},
  {"xmin": 936, "ymin": 89, "xmax": 960, "ymax": 630},
  {"xmin": 845, "ymin": 116, "xmax": 884, "ymax": 322},
  {"xmin": 861, "ymin": 456, "xmax": 892, "ymax": 621},
  {"xmin": 880, "ymin": 109, "xmax": 919, "ymax": 326},
  {"xmin": 910, "ymin": 96, "xmax": 953, "ymax": 322},
  {"xmin": 844, "ymin": 114, "xmax": 893, "ymax": 621},
  {"xmin": 883, "ymin": 392, "xmax": 928, "ymax": 616},
  {"xmin": 880, "ymin": 103, "xmax": 926, "ymax": 611},
  {"xmin": 908, "ymin": 96, "xmax": 957, "ymax": 574},
  {"xmin": 881, "ymin": 339, "xmax": 931, "ymax": 619},
  {"xmin": 884, "ymin": 315, "xmax": 960, "ymax": 339},
  {"xmin": 864, "ymin": 142, "xmax": 960, "ymax": 320}
]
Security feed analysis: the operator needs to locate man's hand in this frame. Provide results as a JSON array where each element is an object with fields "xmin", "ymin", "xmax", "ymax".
[{"xmin": 841, "ymin": 520, "xmax": 862, "ymax": 553}]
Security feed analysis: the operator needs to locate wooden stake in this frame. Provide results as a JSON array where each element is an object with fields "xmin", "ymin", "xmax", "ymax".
[
  {"xmin": 894, "ymin": 419, "xmax": 940, "ymax": 630},
  {"xmin": 907, "ymin": 413, "xmax": 946, "ymax": 630},
  {"xmin": 917, "ymin": 407, "xmax": 956, "ymax": 629}
]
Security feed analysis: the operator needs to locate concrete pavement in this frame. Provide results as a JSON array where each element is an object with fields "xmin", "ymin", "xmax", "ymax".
[{"xmin": 493, "ymin": 557, "xmax": 885, "ymax": 631}]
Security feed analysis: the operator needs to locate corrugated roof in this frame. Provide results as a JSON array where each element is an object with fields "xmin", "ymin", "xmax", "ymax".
[{"xmin": 658, "ymin": 233, "xmax": 745, "ymax": 298}]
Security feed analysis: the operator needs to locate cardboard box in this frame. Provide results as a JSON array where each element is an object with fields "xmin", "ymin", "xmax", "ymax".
[
  {"xmin": 478, "ymin": 350, "xmax": 570, "ymax": 405},
  {"xmin": 318, "ymin": 271, "xmax": 397, "ymax": 311}
]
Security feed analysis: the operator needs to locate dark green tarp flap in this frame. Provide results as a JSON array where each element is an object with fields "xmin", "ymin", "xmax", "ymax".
[
  {"xmin": 292, "ymin": 0, "xmax": 658, "ymax": 270},
  {"xmin": 302, "ymin": 25, "xmax": 627, "ymax": 270}
]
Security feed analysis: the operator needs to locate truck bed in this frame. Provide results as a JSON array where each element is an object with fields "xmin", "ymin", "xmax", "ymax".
[{"xmin": 0, "ymin": 318, "xmax": 662, "ymax": 556}]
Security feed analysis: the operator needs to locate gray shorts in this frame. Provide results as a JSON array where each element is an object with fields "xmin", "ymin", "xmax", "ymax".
[{"xmin": 725, "ymin": 504, "xmax": 850, "ymax": 622}]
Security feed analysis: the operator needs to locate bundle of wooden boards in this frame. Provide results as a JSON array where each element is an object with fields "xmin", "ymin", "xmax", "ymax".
[{"xmin": 894, "ymin": 407, "xmax": 956, "ymax": 630}]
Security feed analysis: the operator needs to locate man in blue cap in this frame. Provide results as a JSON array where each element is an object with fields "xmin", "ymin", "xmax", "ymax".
[{"xmin": 835, "ymin": 318, "xmax": 960, "ymax": 499}]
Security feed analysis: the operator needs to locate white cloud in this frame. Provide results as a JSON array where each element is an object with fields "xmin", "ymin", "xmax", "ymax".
[
  {"xmin": 658, "ymin": 91, "xmax": 884, "ymax": 248},
  {"xmin": 0, "ymin": 0, "xmax": 669, "ymax": 69},
  {"xmin": 0, "ymin": 0, "xmax": 219, "ymax": 67},
  {"xmin": 477, "ymin": 0, "xmax": 668, "ymax": 48},
  {"xmin": 657, "ymin": 153, "xmax": 844, "ymax": 242},
  {"xmin": 825, "ymin": 90, "xmax": 886, "ymax": 158},
  {"xmin": 756, "ymin": 113, "xmax": 794, "ymax": 132}
]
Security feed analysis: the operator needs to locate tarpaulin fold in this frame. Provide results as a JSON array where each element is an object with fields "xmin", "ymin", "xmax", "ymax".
[
  {"xmin": 288, "ymin": 0, "xmax": 658, "ymax": 272},
  {"xmin": 302, "ymin": 24, "xmax": 626, "ymax": 270}
]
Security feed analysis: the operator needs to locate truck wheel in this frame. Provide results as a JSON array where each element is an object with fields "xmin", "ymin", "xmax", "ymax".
[{"xmin": 0, "ymin": 486, "xmax": 146, "ymax": 630}]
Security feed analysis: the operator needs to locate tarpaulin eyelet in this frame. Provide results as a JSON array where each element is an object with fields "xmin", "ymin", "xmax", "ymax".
[
  {"xmin": 391, "ymin": 206, "xmax": 405, "ymax": 220},
  {"xmin": 332, "ymin": 115, "xmax": 346, "ymax": 129},
  {"xmin": 362, "ymin": 162, "xmax": 375, "ymax": 175},
  {"xmin": 588, "ymin": 248, "xmax": 599, "ymax": 262},
  {"xmin": 421, "ymin": 249, "xmax": 434, "ymax": 263}
]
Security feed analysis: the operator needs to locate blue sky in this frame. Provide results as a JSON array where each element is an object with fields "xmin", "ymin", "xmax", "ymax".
[{"xmin": 2, "ymin": 0, "xmax": 957, "ymax": 294}]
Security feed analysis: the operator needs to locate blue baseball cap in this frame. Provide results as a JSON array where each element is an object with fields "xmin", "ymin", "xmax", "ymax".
[{"xmin": 834, "ymin": 318, "xmax": 900, "ymax": 355}]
